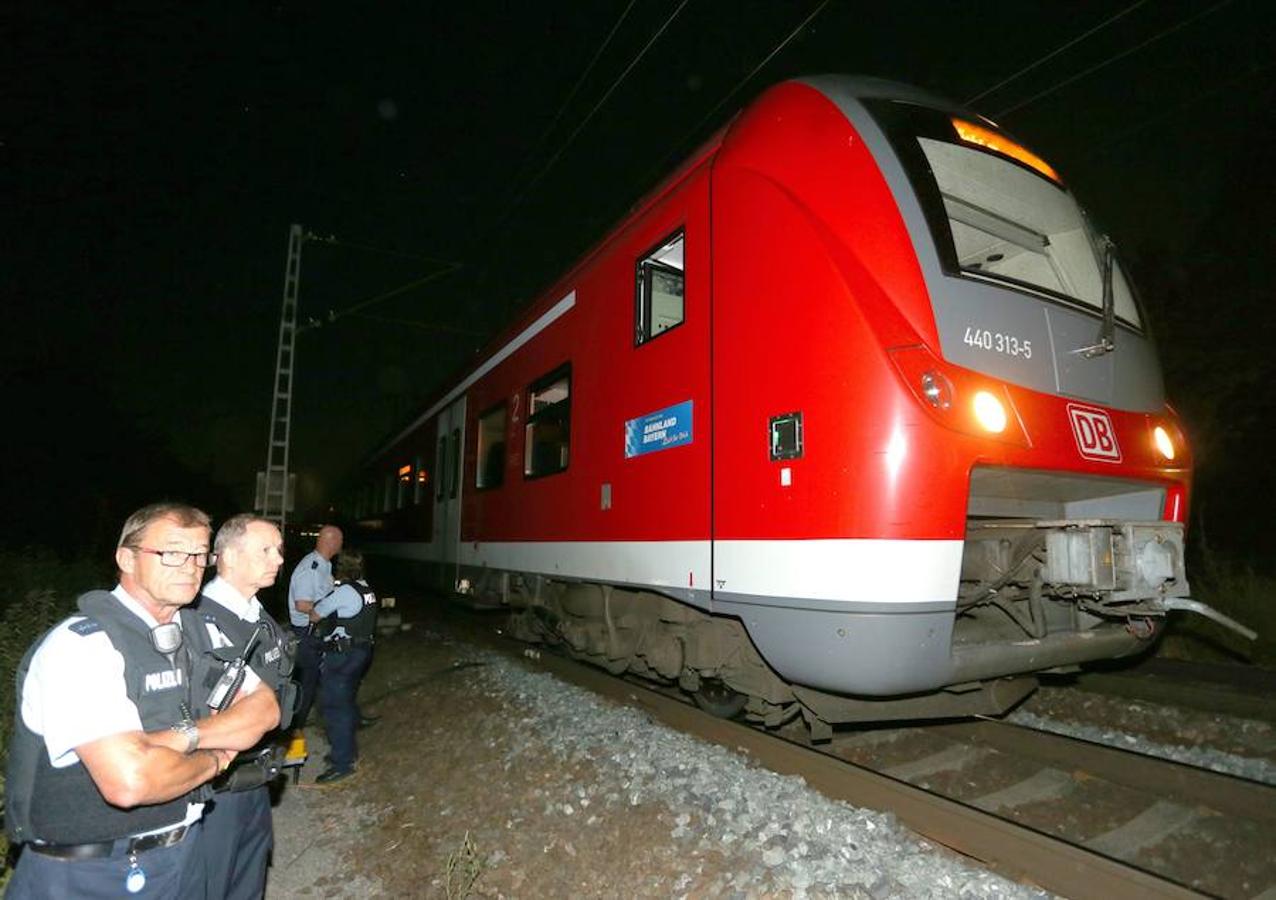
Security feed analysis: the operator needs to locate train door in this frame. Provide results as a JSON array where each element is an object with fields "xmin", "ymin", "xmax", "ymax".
[{"xmin": 432, "ymin": 396, "xmax": 466, "ymax": 591}]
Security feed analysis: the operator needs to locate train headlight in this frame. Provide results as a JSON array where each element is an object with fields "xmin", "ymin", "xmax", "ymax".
[
  {"xmin": 973, "ymin": 391, "xmax": 1007, "ymax": 433},
  {"xmin": 1153, "ymin": 425, "xmax": 1176, "ymax": 461}
]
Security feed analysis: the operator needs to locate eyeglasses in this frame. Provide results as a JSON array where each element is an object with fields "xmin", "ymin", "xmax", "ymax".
[{"xmin": 130, "ymin": 547, "xmax": 217, "ymax": 568}]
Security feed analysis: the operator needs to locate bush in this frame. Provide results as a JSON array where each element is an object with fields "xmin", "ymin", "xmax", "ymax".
[{"xmin": 0, "ymin": 547, "xmax": 107, "ymax": 881}]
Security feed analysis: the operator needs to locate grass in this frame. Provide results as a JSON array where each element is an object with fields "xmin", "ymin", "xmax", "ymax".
[
  {"xmin": 1158, "ymin": 548, "xmax": 1276, "ymax": 666},
  {"xmin": 444, "ymin": 830, "xmax": 484, "ymax": 899}
]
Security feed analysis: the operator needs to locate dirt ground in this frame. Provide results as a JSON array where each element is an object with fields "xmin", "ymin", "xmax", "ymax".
[
  {"xmin": 267, "ymin": 614, "xmax": 764, "ymax": 898},
  {"xmin": 264, "ymin": 604, "xmax": 1275, "ymax": 898}
]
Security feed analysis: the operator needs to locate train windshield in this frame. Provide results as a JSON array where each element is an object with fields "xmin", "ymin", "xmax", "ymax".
[{"xmin": 871, "ymin": 102, "xmax": 1141, "ymax": 328}]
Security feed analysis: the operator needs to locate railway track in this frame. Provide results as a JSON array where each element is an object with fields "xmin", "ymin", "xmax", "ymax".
[
  {"xmin": 506, "ymin": 642, "xmax": 1276, "ymax": 899},
  {"xmin": 412, "ymin": 600, "xmax": 1275, "ymax": 897}
]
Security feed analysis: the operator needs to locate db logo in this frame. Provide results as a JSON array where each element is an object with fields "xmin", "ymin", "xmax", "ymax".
[{"xmin": 1067, "ymin": 404, "xmax": 1122, "ymax": 462}]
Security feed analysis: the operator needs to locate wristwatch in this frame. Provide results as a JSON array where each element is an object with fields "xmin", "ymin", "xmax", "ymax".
[{"xmin": 171, "ymin": 719, "xmax": 200, "ymax": 754}]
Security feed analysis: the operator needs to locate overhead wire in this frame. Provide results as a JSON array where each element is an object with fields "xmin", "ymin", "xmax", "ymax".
[
  {"xmin": 487, "ymin": 0, "xmax": 692, "ymax": 235},
  {"xmin": 963, "ymin": 0, "xmax": 1150, "ymax": 106},
  {"xmin": 512, "ymin": 0, "xmax": 639, "ymax": 184},
  {"xmin": 636, "ymin": 0, "xmax": 830, "ymax": 189},
  {"xmin": 992, "ymin": 0, "xmax": 1237, "ymax": 119}
]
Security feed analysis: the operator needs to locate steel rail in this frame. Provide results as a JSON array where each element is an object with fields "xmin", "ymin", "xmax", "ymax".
[{"xmin": 525, "ymin": 648, "xmax": 1204, "ymax": 900}]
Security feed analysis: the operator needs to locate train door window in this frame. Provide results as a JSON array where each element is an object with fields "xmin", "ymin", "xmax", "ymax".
[
  {"xmin": 635, "ymin": 230, "xmax": 685, "ymax": 345},
  {"xmin": 435, "ymin": 436, "xmax": 446, "ymax": 501},
  {"xmin": 449, "ymin": 427, "xmax": 461, "ymax": 499},
  {"xmin": 413, "ymin": 455, "xmax": 426, "ymax": 504},
  {"xmin": 382, "ymin": 474, "xmax": 394, "ymax": 513},
  {"xmin": 396, "ymin": 463, "xmax": 412, "ymax": 509},
  {"xmin": 524, "ymin": 364, "xmax": 571, "ymax": 478},
  {"xmin": 476, "ymin": 402, "xmax": 507, "ymax": 490}
]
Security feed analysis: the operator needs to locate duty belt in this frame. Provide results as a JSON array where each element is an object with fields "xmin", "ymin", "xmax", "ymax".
[
  {"xmin": 323, "ymin": 636, "xmax": 372, "ymax": 653},
  {"xmin": 28, "ymin": 823, "xmax": 190, "ymax": 859}
]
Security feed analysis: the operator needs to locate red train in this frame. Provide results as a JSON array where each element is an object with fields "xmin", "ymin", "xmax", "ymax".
[{"xmin": 346, "ymin": 76, "xmax": 1236, "ymax": 728}]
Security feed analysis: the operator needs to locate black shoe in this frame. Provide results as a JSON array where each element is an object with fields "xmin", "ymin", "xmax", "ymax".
[
  {"xmin": 314, "ymin": 766, "xmax": 357, "ymax": 786},
  {"xmin": 358, "ymin": 715, "xmax": 381, "ymax": 730}
]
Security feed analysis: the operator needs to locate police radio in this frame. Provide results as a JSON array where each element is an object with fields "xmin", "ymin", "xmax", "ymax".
[{"xmin": 207, "ymin": 623, "xmax": 265, "ymax": 712}]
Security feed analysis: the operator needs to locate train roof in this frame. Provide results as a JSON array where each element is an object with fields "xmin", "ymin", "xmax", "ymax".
[{"xmin": 365, "ymin": 75, "xmax": 977, "ymax": 464}]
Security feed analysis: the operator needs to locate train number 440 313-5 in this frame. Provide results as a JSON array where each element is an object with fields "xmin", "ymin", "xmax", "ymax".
[{"xmin": 963, "ymin": 326, "xmax": 1033, "ymax": 360}]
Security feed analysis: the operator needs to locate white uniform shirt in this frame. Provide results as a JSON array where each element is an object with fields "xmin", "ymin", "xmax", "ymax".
[
  {"xmin": 20, "ymin": 586, "xmax": 208, "ymax": 829},
  {"xmin": 287, "ymin": 550, "xmax": 332, "ymax": 627},
  {"xmin": 200, "ymin": 576, "xmax": 274, "ymax": 684}
]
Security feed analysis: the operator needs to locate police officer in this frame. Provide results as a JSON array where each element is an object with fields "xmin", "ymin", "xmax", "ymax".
[
  {"xmin": 4, "ymin": 503, "xmax": 280, "ymax": 899},
  {"xmin": 194, "ymin": 514, "xmax": 297, "ymax": 900},
  {"xmin": 286, "ymin": 524, "xmax": 342, "ymax": 730},
  {"xmin": 310, "ymin": 549, "xmax": 378, "ymax": 785}
]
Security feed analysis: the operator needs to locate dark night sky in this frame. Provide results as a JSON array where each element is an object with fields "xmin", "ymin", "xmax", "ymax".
[{"xmin": 5, "ymin": 1, "xmax": 1274, "ymax": 559}]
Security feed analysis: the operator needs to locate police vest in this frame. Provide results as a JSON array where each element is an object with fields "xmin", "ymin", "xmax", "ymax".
[
  {"xmin": 195, "ymin": 594, "xmax": 298, "ymax": 731},
  {"xmin": 332, "ymin": 579, "xmax": 378, "ymax": 641},
  {"xmin": 5, "ymin": 591, "xmax": 217, "ymax": 845}
]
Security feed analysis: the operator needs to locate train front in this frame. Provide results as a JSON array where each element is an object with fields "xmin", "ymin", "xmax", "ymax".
[{"xmin": 709, "ymin": 77, "xmax": 1252, "ymax": 710}]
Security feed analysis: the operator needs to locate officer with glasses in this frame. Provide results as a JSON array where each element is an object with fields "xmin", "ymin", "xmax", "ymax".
[{"xmin": 4, "ymin": 503, "xmax": 280, "ymax": 899}]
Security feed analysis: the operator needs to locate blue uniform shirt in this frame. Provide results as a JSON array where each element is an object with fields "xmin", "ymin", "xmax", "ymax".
[{"xmin": 287, "ymin": 550, "xmax": 332, "ymax": 627}]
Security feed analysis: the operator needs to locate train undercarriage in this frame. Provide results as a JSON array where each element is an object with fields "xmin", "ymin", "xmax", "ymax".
[{"xmin": 471, "ymin": 515, "xmax": 1253, "ymax": 738}]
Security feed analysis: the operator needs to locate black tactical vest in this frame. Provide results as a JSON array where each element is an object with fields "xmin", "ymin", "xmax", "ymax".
[
  {"xmin": 332, "ymin": 579, "xmax": 378, "ymax": 641},
  {"xmin": 194, "ymin": 591, "xmax": 297, "ymax": 731},
  {"xmin": 5, "ymin": 591, "xmax": 216, "ymax": 845}
]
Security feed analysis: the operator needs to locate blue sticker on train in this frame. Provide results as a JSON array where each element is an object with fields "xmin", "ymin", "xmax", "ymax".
[{"xmin": 625, "ymin": 400, "xmax": 693, "ymax": 458}]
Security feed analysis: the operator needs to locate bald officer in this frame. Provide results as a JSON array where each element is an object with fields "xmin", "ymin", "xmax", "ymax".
[
  {"xmin": 286, "ymin": 524, "xmax": 342, "ymax": 729},
  {"xmin": 5, "ymin": 502, "xmax": 280, "ymax": 899}
]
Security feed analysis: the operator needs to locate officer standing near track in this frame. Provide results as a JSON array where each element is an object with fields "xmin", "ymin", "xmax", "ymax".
[
  {"xmin": 194, "ymin": 514, "xmax": 298, "ymax": 900},
  {"xmin": 310, "ymin": 550, "xmax": 378, "ymax": 785},
  {"xmin": 286, "ymin": 525, "xmax": 342, "ymax": 730},
  {"xmin": 4, "ymin": 503, "xmax": 280, "ymax": 899}
]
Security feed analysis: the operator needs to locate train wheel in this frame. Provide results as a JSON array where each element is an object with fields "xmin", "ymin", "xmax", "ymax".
[{"xmin": 692, "ymin": 680, "xmax": 747, "ymax": 719}]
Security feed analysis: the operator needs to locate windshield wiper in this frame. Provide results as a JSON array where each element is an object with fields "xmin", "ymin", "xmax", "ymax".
[{"xmin": 1075, "ymin": 235, "xmax": 1116, "ymax": 358}]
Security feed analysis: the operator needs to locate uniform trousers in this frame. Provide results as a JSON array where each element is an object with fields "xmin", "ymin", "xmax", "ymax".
[
  {"xmin": 193, "ymin": 786, "xmax": 272, "ymax": 900},
  {"xmin": 6, "ymin": 820, "xmax": 204, "ymax": 900},
  {"xmin": 290, "ymin": 625, "xmax": 322, "ymax": 729},
  {"xmin": 318, "ymin": 642, "xmax": 372, "ymax": 770}
]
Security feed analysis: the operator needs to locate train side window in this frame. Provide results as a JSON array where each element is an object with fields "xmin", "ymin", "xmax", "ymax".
[
  {"xmin": 524, "ymin": 364, "xmax": 571, "ymax": 478},
  {"xmin": 413, "ymin": 454, "xmax": 426, "ymax": 504},
  {"xmin": 635, "ymin": 230, "xmax": 685, "ymax": 345},
  {"xmin": 435, "ymin": 436, "xmax": 446, "ymax": 501},
  {"xmin": 396, "ymin": 462, "xmax": 412, "ymax": 509},
  {"xmin": 476, "ymin": 402, "xmax": 507, "ymax": 489},
  {"xmin": 449, "ymin": 427, "xmax": 461, "ymax": 499}
]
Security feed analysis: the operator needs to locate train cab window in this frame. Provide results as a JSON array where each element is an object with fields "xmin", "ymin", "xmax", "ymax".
[
  {"xmin": 635, "ymin": 231, "xmax": 685, "ymax": 345},
  {"xmin": 476, "ymin": 403, "xmax": 507, "ymax": 489},
  {"xmin": 525, "ymin": 365, "xmax": 571, "ymax": 478},
  {"xmin": 868, "ymin": 101, "xmax": 1142, "ymax": 328}
]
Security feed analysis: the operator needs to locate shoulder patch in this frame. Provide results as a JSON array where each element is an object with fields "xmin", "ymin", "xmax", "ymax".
[
  {"xmin": 310, "ymin": 560, "xmax": 320, "ymax": 570},
  {"xmin": 69, "ymin": 618, "xmax": 103, "ymax": 636}
]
